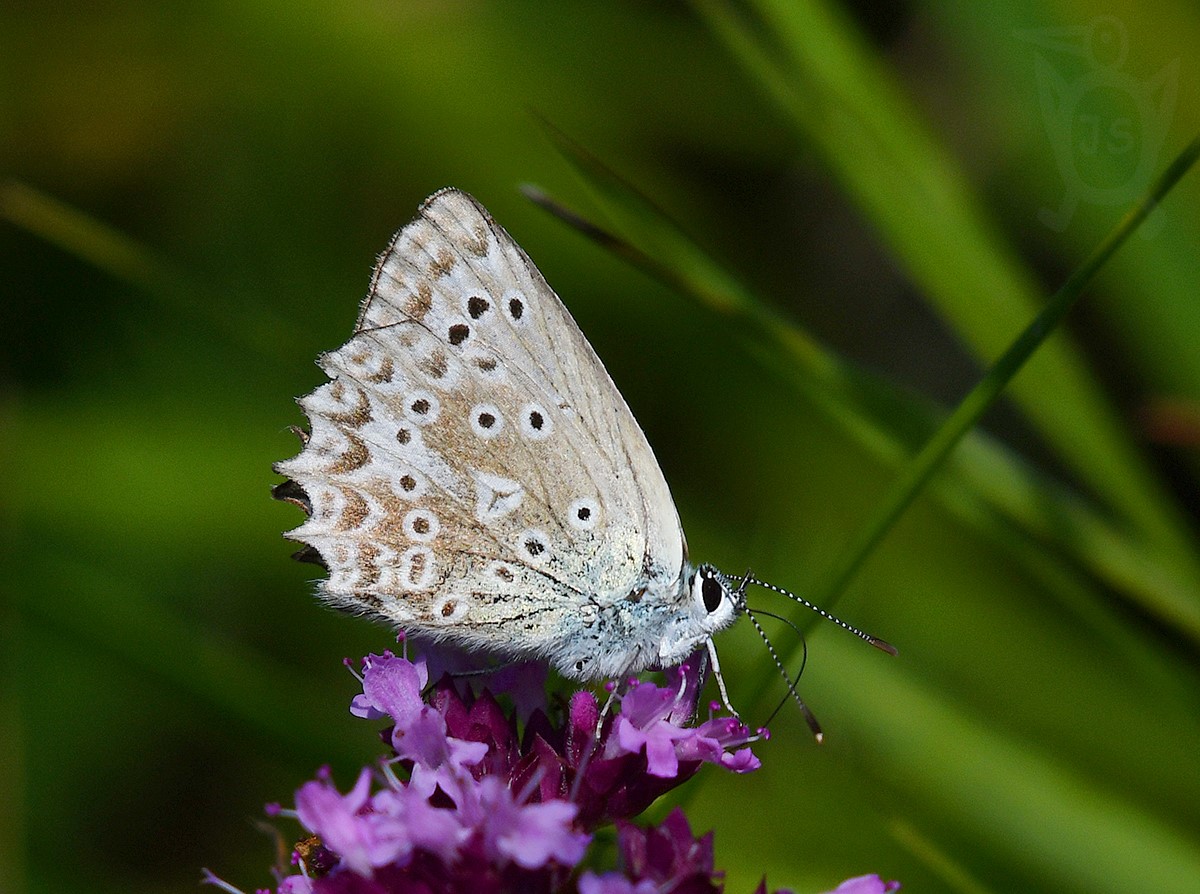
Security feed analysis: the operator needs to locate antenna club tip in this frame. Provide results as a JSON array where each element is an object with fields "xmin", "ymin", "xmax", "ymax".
[
  {"xmin": 871, "ymin": 637, "xmax": 899, "ymax": 656},
  {"xmin": 813, "ymin": 731, "xmax": 825, "ymax": 745}
]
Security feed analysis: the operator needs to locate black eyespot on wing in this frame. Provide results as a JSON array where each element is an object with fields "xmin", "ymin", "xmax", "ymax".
[
  {"xmin": 468, "ymin": 296, "xmax": 489, "ymax": 319},
  {"xmin": 701, "ymin": 575, "xmax": 723, "ymax": 613},
  {"xmin": 448, "ymin": 323, "xmax": 470, "ymax": 345},
  {"xmin": 508, "ymin": 297, "xmax": 524, "ymax": 320}
]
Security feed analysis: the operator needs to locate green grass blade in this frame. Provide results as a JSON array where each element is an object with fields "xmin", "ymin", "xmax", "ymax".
[
  {"xmin": 887, "ymin": 819, "xmax": 1000, "ymax": 894},
  {"xmin": 10, "ymin": 552, "xmax": 365, "ymax": 768},
  {"xmin": 691, "ymin": 0, "xmax": 1200, "ymax": 588},
  {"xmin": 830, "ymin": 637, "xmax": 1200, "ymax": 894},
  {"xmin": 0, "ymin": 180, "xmax": 299, "ymax": 359},
  {"xmin": 811, "ymin": 137, "xmax": 1200, "ymax": 610},
  {"xmin": 531, "ymin": 131, "xmax": 1200, "ymax": 645}
]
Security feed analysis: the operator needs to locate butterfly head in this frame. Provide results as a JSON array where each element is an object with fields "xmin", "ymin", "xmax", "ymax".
[{"xmin": 656, "ymin": 563, "xmax": 742, "ymax": 667}]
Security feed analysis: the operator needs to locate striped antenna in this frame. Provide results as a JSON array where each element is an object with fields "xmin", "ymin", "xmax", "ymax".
[
  {"xmin": 743, "ymin": 606, "xmax": 823, "ymax": 742},
  {"xmin": 746, "ymin": 576, "xmax": 898, "ymax": 656}
]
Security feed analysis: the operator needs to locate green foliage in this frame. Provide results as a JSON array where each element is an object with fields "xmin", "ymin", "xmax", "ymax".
[{"xmin": 3, "ymin": 2, "xmax": 1198, "ymax": 893}]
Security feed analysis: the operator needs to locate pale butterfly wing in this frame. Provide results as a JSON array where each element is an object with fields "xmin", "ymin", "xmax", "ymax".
[
  {"xmin": 275, "ymin": 188, "xmax": 688, "ymax": 675},
  {"xmin": 361, "ymin": 189, "xmax": 685, "ymax": 579}
]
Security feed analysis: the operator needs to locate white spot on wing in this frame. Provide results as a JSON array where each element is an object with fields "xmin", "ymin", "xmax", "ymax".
[
  {"xmin": 404, "ymin": 390, "xmax": 440, "ymax": 425},
  {"xmin": 502, "ymin": 289, "xmax": 529, "ymax": 326},
  {"xmin": 568, "ymin": 497, "xmax": 599, "ymax": 531},
  {"xmin": 398, "ymin": 545, "xmax": 435, "ymax": 590},
  {"xmin": 432, "ymin": 594, "xmax": 470, "ymax": 623},
  {"xmin": 403, "ymin": 508, "xmax": 440, "ymax": 542},
  {"xmin": 463, "ymin": 344, "xmax": 507, "ymax": 383},
  {"xmin": 519, "ymin": 402, "xmax": 553, "ymax": 440},
  {"xmin": 391, "ymin": 467, "xmax": 428, "ymax": 500},
  {"xmin": 473, "ymin": 470, "xmax": 524, "ymax": 522},
  {"xmin": 518, "ymin": 528, "xmax": 550, "ymax": 563},
  {"xmin": 486, "ymin": 560, "xmax": 517, "ymax": 584},
  {"xmin": 469, "ymin": 403, "xmax": 504, "ymax": 439}
]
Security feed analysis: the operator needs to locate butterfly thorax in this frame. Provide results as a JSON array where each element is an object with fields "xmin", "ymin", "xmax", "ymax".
[{"xmin": 545, "ymin": 562, "xmax": 740, "ymax": 679}]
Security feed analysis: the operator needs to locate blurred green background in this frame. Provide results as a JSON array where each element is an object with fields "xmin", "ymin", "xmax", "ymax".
[{"xmin": 3, "ymin": 1, "xmax": 1199, "ymax": 892}]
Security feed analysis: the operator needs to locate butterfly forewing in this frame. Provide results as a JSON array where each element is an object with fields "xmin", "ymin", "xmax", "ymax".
[{"xmin": 276, "ymin": 189, "xmax": 687, "ymax": 665}]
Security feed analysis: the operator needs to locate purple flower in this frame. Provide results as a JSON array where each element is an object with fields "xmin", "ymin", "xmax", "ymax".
[
  {"xmin": 820, "ymin": 874, "xmax": 901, "ymax": 894},
  {"xmin": 604, "ymin": 671, "xmax": 761, "ymax": 779},
  {"xmin": 418, "ymin": 638, "xmax": 550, "ymax": 720},
  {"xmin": 614, "ymin": 807, "xmax": 721, "ymax": 894},
  {"xmin": 293, "ymin": 767, "xmax": 465, "ymax": 875},
  {"xmin": 609, "ymin": 681, "xmax": 694, "ymax": 777},
  {"xmin": 210, "ymin": 644, "xmax": 889, "ymax": 894},
  {"xmin": 293, "ymin": 770, "xmax": 378, "ymax": 874},
  {"xmin": 685, "ymin": 715, "xmax": 763, "ymax": 773},
  {"xmin": 350, "ymin": 651, "xmax": 490, "ymax": 798},
  {"xmin": 661, "ymin": 651, "xmax": 706, "ymax": 724},
  {"xmin": 350, "ymin": 651, "xmax": 427, "ymax": 720},
  {"xmin": 577, "ymin": 872, "xmax": 658, "ymax": 894},
  {"xmin": 460, "ymin": 775, "xmax": 589, "ymax": 869},
  {"xmin": 276, "ymin": 878, "xmax": 314, "ymax": 894}
]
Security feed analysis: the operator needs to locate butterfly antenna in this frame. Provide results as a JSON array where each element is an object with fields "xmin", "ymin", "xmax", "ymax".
[
  {"xmin": 748, "ymin": 606, "xmax": 814, "ymax": 729},
  {"xmin": 744, "ymin": 607, "xmax": 823, "ymax": 742},
  {"xmin": 747, "ymin": 576, "xmax": 898, "ymax": 656},
  {"xmin": 717, "ymin": 567, "xmax": 754, "ymax": 615}
]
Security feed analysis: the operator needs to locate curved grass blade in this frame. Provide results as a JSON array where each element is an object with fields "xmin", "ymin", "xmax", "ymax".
[
  {"xmin": 529, "ymin": 127, "xmax": 1200, "ymax": 646},
  {"xmin": 810, "ymin": 137, "xmax": 1200, "ymax": 613},
  {"xmin": 691, "ymin": 0, "xmax": 1200, "ymax": 593},
  {"xmin": 0, "ymin": 180, "xmax": 298, "ymax": 358}
]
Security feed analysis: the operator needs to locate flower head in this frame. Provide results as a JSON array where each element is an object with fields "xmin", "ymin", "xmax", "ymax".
[
  {"xmin": 258, "ymin": 647, "xmax": 759, "ymax": 890},
  {"xmin": 616, "ymin": 807, "xmax": 721, "ymax": 894},
  {"xmin": 208, "ymin": 643, "xmax": 892, "ymax": 894},
  {"xmin": 603, "ymin": 653, "xmax": 761, "ymax": 779}
]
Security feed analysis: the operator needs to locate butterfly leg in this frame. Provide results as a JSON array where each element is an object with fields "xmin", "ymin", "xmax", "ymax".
[
  {"xmin": 706, "ymin": 638, "xmax": 739, "ymax": 720},
  {"xmin": 594, "ymin": 681, "xmax": 621, "ymax": 741}
]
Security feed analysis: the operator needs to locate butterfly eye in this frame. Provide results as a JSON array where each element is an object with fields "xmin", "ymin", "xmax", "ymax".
[{"xmin": 701, "ymin": 575, "xmax": 723, "ymax": 613}]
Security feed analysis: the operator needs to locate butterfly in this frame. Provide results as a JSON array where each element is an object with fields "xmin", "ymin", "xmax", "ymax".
[{"xmin": 274, "ymin": 188, "xmax": 892, "ymax": 702}]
